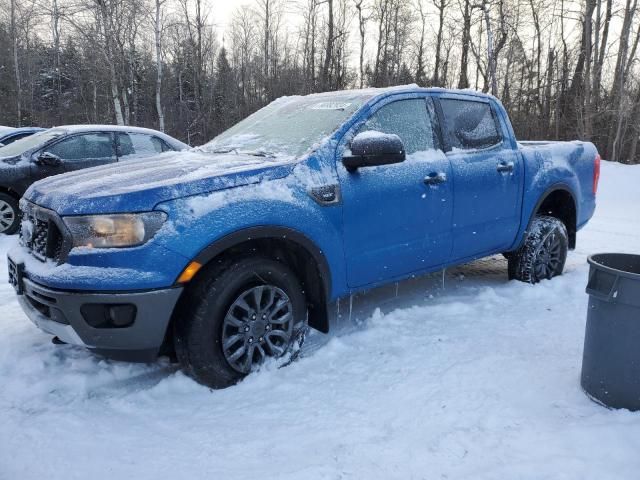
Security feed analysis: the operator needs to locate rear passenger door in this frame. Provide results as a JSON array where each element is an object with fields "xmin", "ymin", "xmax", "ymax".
[
  {"xmin": 438, "ymin": 96, "xmax": 522, "ymax": 261},
  {"xmin": 116, "ymin": 133, "xmax": 168, "ymax": 161},
  {"xmin": 46, "ymin": 132, "xmax": 117, "ymax": 172}
]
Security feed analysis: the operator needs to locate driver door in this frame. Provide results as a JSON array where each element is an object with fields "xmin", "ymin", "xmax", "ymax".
[{"xmin": 337, "ymin": 96, "xmax": 453, "ymax": 288}]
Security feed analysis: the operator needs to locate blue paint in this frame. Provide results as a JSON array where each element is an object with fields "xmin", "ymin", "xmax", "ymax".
[{"xmin": 21, "ymin": 87, "xmax": 598, "ymax": 311}]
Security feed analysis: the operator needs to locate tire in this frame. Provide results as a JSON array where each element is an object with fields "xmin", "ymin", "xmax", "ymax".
[
  {"xmin": 174, "ymin": 256, "xmax": 307, "ymax": 388},
  {"xmin": 507, "ymin": 215, "xmax": 568, "ymax": 284},
  {"xmin": 0, "ymin": 193, "xmax": 20, "ymax": 235}
]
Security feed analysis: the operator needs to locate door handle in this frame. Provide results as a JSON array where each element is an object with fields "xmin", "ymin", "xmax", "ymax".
[
  {"xmin": 497, "ymin": 161, "xmax": 515, "ymax": 173},
  {"xmin": 424, "ymin": 172, "xmax": 447, "ymax": 185}
]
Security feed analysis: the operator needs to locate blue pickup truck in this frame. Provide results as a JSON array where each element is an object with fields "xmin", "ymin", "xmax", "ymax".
[{"xmin": 8, "ymin": 86, "xmax": 600, "ymax": 387}]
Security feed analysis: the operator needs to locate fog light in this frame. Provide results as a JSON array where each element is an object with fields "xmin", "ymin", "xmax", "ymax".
[
  {"xmin": 108, "ymin": 305, "xmax": 137, "ymax": 327},
  {"xmin": 81, "ymin": 304, "xmax": 137, "ymax": 328}
]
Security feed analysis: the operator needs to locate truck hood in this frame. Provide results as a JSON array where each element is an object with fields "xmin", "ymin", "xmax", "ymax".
[{"xmin": 25, "ymin": 150, "xmax": 296, "ymax": 215}]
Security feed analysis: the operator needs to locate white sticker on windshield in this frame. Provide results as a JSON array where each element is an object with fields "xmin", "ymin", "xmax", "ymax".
[{"xmin": 309, "ymin": 102, "xmax": 352, "ymax": 111}]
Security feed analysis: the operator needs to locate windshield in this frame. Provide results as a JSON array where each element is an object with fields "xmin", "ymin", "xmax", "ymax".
[
  {"xmin": 203, "ymin": 92, "xmax": 374, "ymax": 158},
  {"xmin": 0, "ymin": 129, "xmax": 65, "ymax": 158}
]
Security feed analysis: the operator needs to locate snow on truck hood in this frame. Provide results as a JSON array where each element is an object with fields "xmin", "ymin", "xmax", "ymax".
[{"xmin": 25, "ymin": 150, "xmax": 296, "ymax": 216}]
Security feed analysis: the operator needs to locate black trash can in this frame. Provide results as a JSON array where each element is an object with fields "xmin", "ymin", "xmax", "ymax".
[{"xmin": 581, "ymin": 253, "xmax": 640, "ymax": 411}]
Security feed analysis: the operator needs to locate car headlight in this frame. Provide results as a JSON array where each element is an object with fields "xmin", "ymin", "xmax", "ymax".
[{"xmin": 63, "ymin": 212, "xmax": 167, "ymax": 248}]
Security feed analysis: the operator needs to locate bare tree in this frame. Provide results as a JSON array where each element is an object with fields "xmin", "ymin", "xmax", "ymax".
[
  {"xmin": 95, "ymin": 0, "xmax": 126, "ymax": 125},
  {"xmin": 354, "ymin": 0, "xmax": 367, "ymax": 88},
  {"xmin": 154, "ymin": 0, "xmax": 166, "ymax": 131},
  {"xmin": 9, "ymin": 0, "xmax": 22, "ymax": 125},
  {"xmin": 458, "ymin": 0, "xmax": 471, "ymax": 89},
  {"xmin": 472, "ymin": 0, "xmax": 497, "ymax": 95},
  {"xmin": 415, "ymin": 0, "xmax": 427, "ymax": 85},
  {"xmin": 319, "ymin": 0, "xmax": 334, "ymax": 90},
  {"xmin": 432, "ymin": 0, "xmax": 449, "ymax": 86},
  {"xmin": 0, "ymin": 0, "xmax": 639, "ymax": 162}
]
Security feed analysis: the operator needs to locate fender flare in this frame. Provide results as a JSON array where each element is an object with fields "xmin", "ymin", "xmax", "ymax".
[
  {"xmin": 0, "ymin": 185, "xmax": 21, "ymax": 199},
  {"xmin": 515, "ymin": 183, "xmax": 578, "ymax": 250},
  {"xmin": 190, "ymin": 225, "xmax": 333, "ymax": 331}
]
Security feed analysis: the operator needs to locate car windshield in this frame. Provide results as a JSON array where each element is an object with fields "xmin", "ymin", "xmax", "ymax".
[
  {"xmin": 202, "ymin": 92, "xmax": 375, "ymax": 158},
  {"xmin": 0, "ymin": 129, "xmax": 65, "ymax": 158}
]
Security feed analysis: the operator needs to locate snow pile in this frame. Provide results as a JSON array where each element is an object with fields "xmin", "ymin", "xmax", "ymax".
[{"xmin": 0, "ymin": 161, "xmax": 639, "ymax": 479}]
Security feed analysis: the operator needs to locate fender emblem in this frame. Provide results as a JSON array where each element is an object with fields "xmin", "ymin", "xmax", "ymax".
[{"xmin": 308, "ymin": 184, "xmax": 341, "ymax": 206}]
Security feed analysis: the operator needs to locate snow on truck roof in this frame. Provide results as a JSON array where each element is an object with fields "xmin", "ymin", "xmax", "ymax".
[{"xmin": 270, "ymin": 84, "xmax": 495, "ymax": 105}]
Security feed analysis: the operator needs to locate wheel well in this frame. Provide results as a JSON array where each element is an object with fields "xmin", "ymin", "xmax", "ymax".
[
  {"xmin": 535, "ymin": 189, "xmax": 577, "ymax": 249},
  {"xmin": 160, "ymin": 234, "xmax": 330, "ymax": 357},
  {"xmin": 0, "ymin": 186, "xmax": 20, "ymax": 200}
]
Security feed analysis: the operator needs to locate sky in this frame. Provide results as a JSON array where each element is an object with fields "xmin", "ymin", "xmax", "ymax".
[{"xmin": 208, "ymin": 0, "xmax": 245, "ymax": 38}]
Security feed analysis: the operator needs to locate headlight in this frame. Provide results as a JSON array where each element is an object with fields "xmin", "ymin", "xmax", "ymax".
[{"xmin": 63, "ymin": 212, "xmax": 167, "ymax": 248}]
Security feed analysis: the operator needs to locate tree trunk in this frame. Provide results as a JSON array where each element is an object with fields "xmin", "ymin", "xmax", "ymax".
[
  {"xmin": 10, "ymin": 0, "xmax": 22, "ymax": 126},
  {"xmin": 592, "ymin": 0, "xmax": 612, "ymax": 110},
  {"xmin": 583, "ymin": 0, "xmax": 595, "ymax": 139},
  {"xmin": 432, "ymin": 0, "xmax": 446, "ymax": 87},
  {"xmin": 608, "ymin": 0, "xmax": 637, "ymax": 159},
  {"xmin": 321, "ymin": 0, "xmax": 334, "ymax": 90},
  {"xmin": 355, "ymin": 0, "xmax": 366, "ymax": 89},
  {"xmin": 458, "ymin": 0, "xmax": 471, "ymax": 89},
  {"xmin": 415, "ymin": 1, "xmax": 427, "ymax": 85},
  {"xmin": 155, "ymin": 0, "xmax": 165, "ymax": 131},
  {"xmin": 264, "ymin": 0, "xmax": 270, "ymax": 96},
  {"xmin": 480, "ymin": 1, "xmax": 497, "ymax": 95}
]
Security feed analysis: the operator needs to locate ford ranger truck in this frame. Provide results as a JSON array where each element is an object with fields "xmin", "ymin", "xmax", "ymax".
[{"xmin": 8, "ymin": 86, "xmax": 600, "ymax": 388}]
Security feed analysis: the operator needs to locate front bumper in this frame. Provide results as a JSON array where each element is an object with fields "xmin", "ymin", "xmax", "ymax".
[{"xmin": 9, "ymin": 255, "xmax": 183, "ymax": 362}]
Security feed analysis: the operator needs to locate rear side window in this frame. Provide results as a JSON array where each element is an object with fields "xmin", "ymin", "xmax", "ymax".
[
  {"xmin": 440, "ymin": 99, "xmax": 502, "ymax": 150},
  {"xmin": 2, "ymin": 132, "xmax": 34, "ymax": 145},
  {"xmin": 117, "ymin": 133, "xmax": 165, "ymax": 159},
  {"xmin": 357, "ymin": 98, "xmax": 437, "ymax": 155}
]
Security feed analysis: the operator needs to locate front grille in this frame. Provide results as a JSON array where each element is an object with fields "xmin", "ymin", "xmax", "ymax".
[{"xmin": 20, "ymin": 201, "xmax": 68, "ymax": 263}]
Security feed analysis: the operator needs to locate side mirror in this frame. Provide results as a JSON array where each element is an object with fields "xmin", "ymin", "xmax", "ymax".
[
  {"xmin": 342, "ymin": 131, "xmax": 406, "ymax": 172},
  {"xmin": 35, "ymin": 151, "xmax": 62, "ymax": 167}
]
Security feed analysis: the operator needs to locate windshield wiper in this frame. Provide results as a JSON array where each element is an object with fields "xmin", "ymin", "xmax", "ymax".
[
  {"xmin": 208, "ymin": 147, "xmax": 277, "ymax": 158},
  {"xmin": 210, "ymin": 147, "xmax": 238, "ymax": 154},
  {"xmin": 242, "ymin": 150, "xmax": 276, "ymax": 158}
]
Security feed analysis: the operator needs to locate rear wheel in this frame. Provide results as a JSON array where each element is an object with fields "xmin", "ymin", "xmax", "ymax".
[
  {"xmin": 507, "ymin": 215, "xmax": 568, "ymax": 283},
  {"xmin": 174, "ymin": 257, "xmax": 307, "ymax": 388},
  {"xmin": 0, "ymin": 193, "xmax": 19, "ymax": 235}
]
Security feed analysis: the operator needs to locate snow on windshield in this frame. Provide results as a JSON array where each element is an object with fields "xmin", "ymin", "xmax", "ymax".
[
  {"xmin": 0, "ymin": 129, "xmax": 64, "ymax": 158},
  {"xmin": 203, "ymin": 92, "xmax": 374, "ymax": 158}
]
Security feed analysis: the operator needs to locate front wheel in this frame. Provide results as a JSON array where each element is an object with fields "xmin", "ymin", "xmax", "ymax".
[
  {"xmin": 0, "ymin": 193, "xmax": 20, "ymax": 235},
  {"xmin": 507, "ymin": 215, "xmax": 568, "ymax": 284},
  {"xmin": 174, "ymin": 257, "xmax": 307, "ymax": 388}
]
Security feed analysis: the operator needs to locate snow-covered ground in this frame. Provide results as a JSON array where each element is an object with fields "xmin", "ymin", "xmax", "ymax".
[{"xmin": 1, "ymin": 161, "xmax": 639, "ymax": 480}]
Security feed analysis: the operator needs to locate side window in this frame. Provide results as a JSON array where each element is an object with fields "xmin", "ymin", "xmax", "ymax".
[
  {"xmin": 153, "ymin": 137, "xmax": 173, "ymax": 152},
  {"xmin": 3, "ymin": 133, "xmax": 33, "ymax": 145},
  {"xmin": 440, "ymin": 99, "xmax": 502, "ymax": 150},
  {"xmin": 357, "ymin": 98, "xmax": 436, "ymax": 155},
  {"xmin": 117, "ymin": 133, "xmax": 165, "ymax": 159},
  {"xmin": 48, "ymin": 133, "xmax": 115, "ymax": 160}
]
